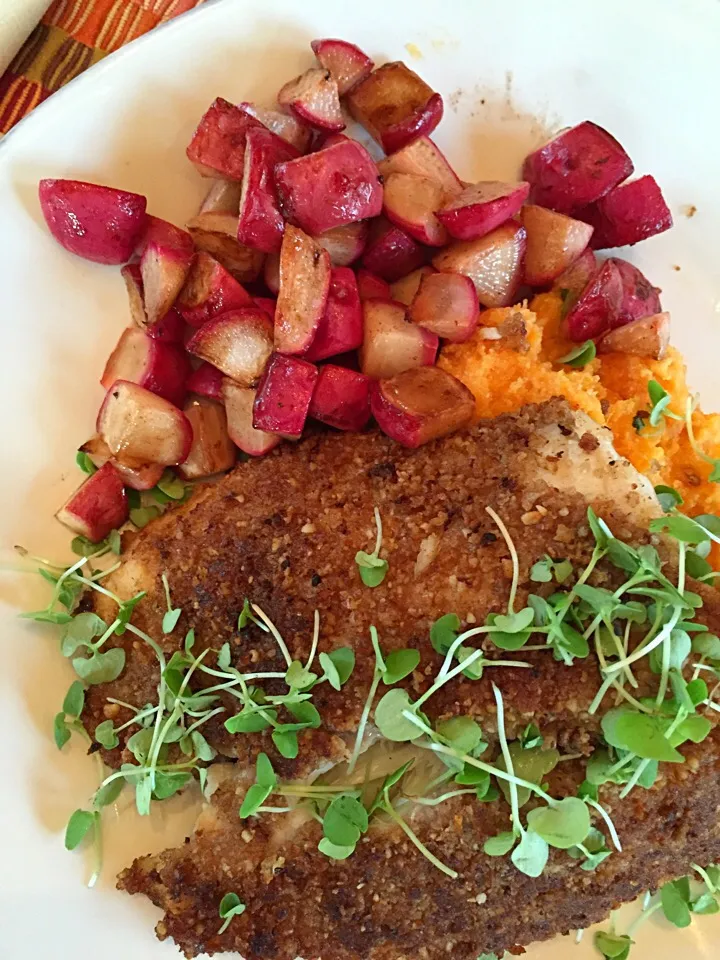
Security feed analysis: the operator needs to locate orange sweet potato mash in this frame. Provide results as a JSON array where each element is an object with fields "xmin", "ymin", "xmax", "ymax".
[{"xmin": 439, "ymin": 291, "xmax": 720, "ymax": 534}]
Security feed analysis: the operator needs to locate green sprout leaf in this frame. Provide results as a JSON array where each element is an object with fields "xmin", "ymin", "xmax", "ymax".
[
  {"xmin": 430, "ymin": 613, "xmax": 461, "ymax": 654},
  {"xmin": 61, "ymin": 612, "xmax": 106, "ymax": 657},
  {"xmin": 318, "ymin": 838, "xmax": 356, "ymax": 860},
  {"xmin": 382, "ymin": 648, "xmax": 420, "ymax": 684},
  {"xmin": 374, "ymin": 688, "xmax": 420, "ymax": 742},
  {"xmin": 218, "ymin": 892, "xmax": 246, "ymax": 934},
  {"xmin": 62, "ymin": 680, "xmax": 85, "ymax": 718},
  {"xmin": 94, "ymin": 719, "xmax": 119, "ymax": 750},
  {"xmin": 558, "ymin": 340, "xmax": 596, "ymax": 368},
  {"xmin": 594, "ymin": 931, "xmax": 634, "ymax": 960},
  {"xmin": 65, "ymin": 809, "xmax": 96, "ymax": 850},
  {"xmin": 436, "ymin": 716, "xmax": 484, "ymax": 754},
  {"xmin": 355, "ymin": 552, "xmax": 388, "ymax": 588},
  {"xmin": 510, "ymin": 830, "xmax": 548, "ymax": 878},
  {"xmin": 76, "ymin": 450, "xmax": 97, "ymax": 475},
  {"xmin": 272, "ymin": 729, "xmax": 299, "ymax": 759},
  {"xmin": 323, "ymin": 795, "xmax": 368, "ymax": 847},
  {"xmin": 94, "ymin": 777, "xmax": 124, "ymax": 809},
  {"xmin": 655, "ymin": 484, "xmax": 684, "ymax": 512},
  {"xmin": 648, "ymin": 515, "xmax": 710, "ymax": 545},
  {"xmin": 130, "ymin": 505, "xmax": 161, "ymax": 529},
  {"xmin": 660, "ymin": 879, "xmax": 692, "ymax": 928},
  {"xmin": 601, "ymin": 708, "xmax": 685, "ymax": 763},
  {"xmin": 483, "ymin": 832, "xmax": 516, "ymax": 856},
  {"xmin": 648, "ymin": 379, "xmax": 679, "ymax": 427},
  {"xmin": 72, "ymin": 647, "xmax": 126, "ymax": 685},
  {"xmin": 691, "ymin": 893, "xmax": 719, "ymax": 915},
  {"xmin": 153, "ymin": 470, "xmax": 187, "ymax": 503},
  {"xmin": 526, "ymin": 797, "xmax": 590, "ymax": 849},
  {"xmin": 239, "ymin": 783, "xmax": 272, "ymax": 818},
  {"xmin": 54, "ymin": 712, "xmax": 71, "ymax": 750}
]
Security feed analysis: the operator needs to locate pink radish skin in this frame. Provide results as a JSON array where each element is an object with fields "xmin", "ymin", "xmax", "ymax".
[
  {"xmin": 223, "ymin": 380, "xmax": 282, "ymax": 456},
  {"xmin": 378, "ymin": 137, "xmax": 462, "ymax": 200},
  {"xmin": 176, "ymin": 251, "xmax": 254, "ymax": 327},
  {"xmin": 309, "ymin": 365, "xmax": 372, "ymax": 431},
  {"xmin": 383, "ymin": 173, "xmax": 448, "ymax": 247},
  {"xmin": 311, "ymin": 38, "xmax": 374, "ymax": 96},
  {"xmin": 523, "ymin": 121, "xmax": 634, "ymax": 214},
  {"xmin": 370, "ymin": 366, "xmax": 475, "ymax": 449},
  {"xmin": 362, "ymin": 218, "xmax": 426, "ymax": 282},
  {"xmin": 304, "ymin": 267, "xmax": 363, "ymax": 361},
  {"xmin": 409, "ymin": 273, "xmax": 479, "ymax": 342},
  {"xmin": 316, "ymin": 132, "xmax": 352, "ymax": 150},
  {"xmin": 564, "ymin": 259, "xmax": 623, "ymax": 342},
  {"xmin": 360, "ymin": 299, "xmax": 438, "ymax": 379},
  {"xmin": 610, "ymin": 257, "xmax": 662, "ymax": 324},
  {"xmin": 186, "ymin": 309, "xmax": 274, "ymax": 385},
  {"xmin": 598, "ymin": 312, "xmax": 670, "ymax": 361},
  {"xmin": 438, "ymin": 181, "xmax": 530, "ymax": 241},
  {"xmin": 264, "ymin": 254, "xmax": 280, "ymax": 295},
  {"xmin": 521, "ymin": 204, "xmax": 594, "ymax": 286},
  {"xmin": 357, "ymin": 269, "xmax": 391, "ymax": 301},
  {"xmin": 121, "ymin": 263, "xmax": 184, "ymax": 340},
  {"xmin": 186, "ymin": 211, "xmax": 264, "ymax": 283},
  {"xmin": 432, "ymin": 222, "xmax": 527, "ymax": 307},
  {"xmin": 98, "ymin": 381, "xmax": 193, "ymax": 465},
  {"xmin": 238, "ymin": 102, "xmax": 313, "ymax": 153},
  {"xmin": 186, "ymin": 97, "xmax": 263, "ymax": 179},
  {"xmin": 275, "ymin": 225, "xmax": 331, "ymax": 355},
  {"xmin": 38, "ymin": 179, "xmax": 147, "ymax": 265},
  {"xmin": 101, "ymin": 327, "xmax": 190, "ymax": 407},
  {"xmin": 552, "ymin": 249, "xmax": 597, "ymax": 304},
  {"xmin": 56, "ymin": 462, "xmax": 129, "ymax": 542},
  {"xmin": 275, "ymin": 140, "xmax": 383, "ymax": 235},
  {"xmin": 278, "ymin": 68, "xmax": 345, "ymax": 132},
  {"xmin": 199, "ymin": 179, "xmax": 243, "ymax": 215},
  {"xmin": 178, "ymin": 397, "xmax": 236, "ymax": 479},
  {"xmin": 237, "ymin": 127, "xmax": 300, "ymax": 254},
  {"xmin": 390, "ymin": 266, "xmax": 435, "ymax": 306},
  {"xmin": 347, "ymin": 62, "xmax": 443, "ymax": 153},
  {"xmin": 79, "ymin": 435, "xmax": 164, "ymax": 491},
  {"xmin": 253, "ymin": 354, "xmax": 319, "ymax": 438},
  {"xmin": 253, "ymin": 296, "xmax": 276, "ymax": 320},
  {"xmin": 314, "ymin": 221, "xmax": 368, "ymax": 266},
  {"xmin": 186, "ymin": 362, "xmax": 225, "ymax": 402},
  {"xmin": 138, "ymin": 216, "xmax": 194, "ymax": 325},
  {"xmin": 580, "ymin": 176, "xmax": 673, "ymax": 249}
]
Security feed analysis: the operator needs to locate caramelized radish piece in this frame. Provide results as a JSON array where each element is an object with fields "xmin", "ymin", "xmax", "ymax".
[
  {"xmin": 523, "ymin": 121, "xmax": 633, "ymax": 213},
  {"xmin": 187, "ymin": 211, "xmax": 264, "ymax": 282},
  {"xmin": 383, "ymin": 173, "xmax": 448, "ymax": 246},
  {"xmin": 598, "ymin": 312, "xmax": 670, "ymax": 360},
  {"xmin": 122, "ymin": 262, "xmax": 184, "ymax": 340},
  {"xmin": 433, "ymin": 222, "xmax": 527, "ymax": 307},
  {"xmin": 378, "ymin": 137, "xmax": 462, "ymax": 200},
  {"xmin": 223, "ymin": 380, "xmax": 281, "ymax": 456},
  {"xmin": 176, "ymin": 251, "xmax": 253, "ymax": 327},
  {"xmin": 38, "ymin": 179, "xmax": 147, "ymax": 264},
  {"xmin": 552, "ymin": 249, "xmax": 597, "ymax": 306},
  {"xmin": 438, "ymin": 181, "xmax": 530, "ymax": 241},
  {"xmin": 253, "ymin": 354, "xmax": 319, "ymax": 438},
  {"xmin": 564, "ymin": 259, "xmax": 623, "ymax": 341},
  {"xmin": 409, "ymin": 273, "xmax": 478, "ymax": 342},
  {"xmin": 360, "ymin": 299, "xmax": 438, "ymax": 379},
  {"xmin": 275, "ymin": 225, "xmax": 331, "ymax": 355},
  {"xmin": 98, "ymin": 381, "xmax": 192, "ymax": 465},
  {"xmin": 264, "ymin": 253, "xmax": 280, "ymax": 294},
  {"xmin": 138, "ymin": 216, "xmax": 195, "ymax": 325},
  {"xmin": 178, "ymin": 397, "xmax": 236, "ymax": 479},
  {"xmin": 610, "ymin": 257, "xmax": 662, "ymax": 323},
  {"xmin": 357, "ymin": 269, "xmax": 391, "ymax": 301},
  {"xmin": 186, "ymin": 97, "xmax": 263, "ymax": 179},
  {"xmin": 390, "ymin": 266, "xmax": 435, "ymax": 306},
  {"xmin": 370, "ymin": 366, "xmax": 475, "ymax": 448},
  {"xmin": 521, "ymin": 204, "xmax": 594, "ymax": 286},
  {"xmin": 199, "ymin": 179, "xmax": 243, "ymax": 215},
  {"xmin": 309, "ymin": 365, "xmax": 371, "ymax": 431},
  {"xmin": 304, "ymin": 267, "xmax": 363, "ymax": 361},
  {"xmin": 186, "ymin": 362, "xmax": 224, "ymax": 402},
  {"xmin": 237, "ymin": 127, "xmax": 299, "ymax": 254},
  {"xmin": 253, "ymin": 296, "xmax": 276, "ymax": 319},
  {"xmin": 275, "ymin": 140, "xmax": 382, "ymax": 234},
  {"xmin": 56, "ymin": 463, "xmax": 129, "ymax": 541},
  {"xmin": 314, "ymin": 221, "xmax": 368, "ymax": 266},
  {"xmin": 581, "ymin": 176, "xmax": 673, "ymax": 249},
  {"xmin": 278, "ymin": 68, "xmax": 345, "ymax": 132},
  {"xmin": 347, "ymin": 62, "xmax": 443, "ymax": 153},
  {"xmin": 311, "ymin": 38, "xmax": 374, "ymax": 96},
  {"xmin": 238, "ymin": 102, "xmax": 312, "ymax": 153},
  {"xmin": 79, "ymin": 436, "xmax": 164, "ymax": 491},
  {"xmin": 101, "ymin": 327, "xmax": 190, "ymax": 407},
  {"xmin": 362, "ymin": 218, "xmax": 426, "ymax": 282},
  {"xmin": 186, "ymin": 309, "xmax": 273, "ymax": 385}
]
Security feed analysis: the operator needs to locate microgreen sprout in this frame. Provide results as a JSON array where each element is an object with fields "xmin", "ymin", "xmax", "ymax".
[
  {"xmin": 218, "ymin": 892, "xmax": 246, "ymax": 934},
  {"xmin": 558, "ymin": 340, "xmax": 596, "ymax": 368},
  {"xmin": 355, "ymin": 506, "xmax": 388, "ymax": 587},
  {"xmin": 161, "ymin": 573, "xmax": 182, "ymax": 634}
]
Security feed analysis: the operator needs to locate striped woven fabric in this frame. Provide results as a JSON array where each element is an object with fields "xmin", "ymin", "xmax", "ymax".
[{"xmin": 0, "ymin": 0, "xmax": 205, "ymax": 133}]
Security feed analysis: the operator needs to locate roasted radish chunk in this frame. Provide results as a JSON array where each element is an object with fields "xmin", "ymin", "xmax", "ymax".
[
  {"xmin": 238, "ymin": 102, "xmax": 312, "ymax": 153},
  {"xmin": 186, "ymin": 309, "xmax": 273, "ymax": 385},
  {"xmin": 253, "ymin": 354, "xmax": 319, "ymax": 438},
  {"xmin": 598, "ymin": 312, "xmax": 670, "ymax": 360},
  {"xmin": 409, "ymin": 273, "xmax": 478, "ymax": 342},
  {"xmin": 187, "ymin": 211, "xmax": 264, "ymax": 282},
  {"xmin": 433, "ymin": 222, "xmax": 526, "ymax": 307},
  {"xmin": 138, "ymin": 216, "xmax": 194, "ymax": 326},
  {"xmin": 611, "ymin": 257, "xmax": 662, "ymax": 323},
  {"xmin": 278, "ymin": 68, "xmax": 345, "ymax": 132},
  {"xmin": 370, "ymin": 366, "xmax": 475, "ymax": 448},
  {"xmin": 101, "ymin": 327, "xmax": 190, "ymax": 407},
  {"xmin": 311, "ymin": 39, "xmax": 374, "ymax": 96},
  {"xmin": 186, "ymin": 362, "xmax": 225, "ymax": 402},
  {"xmin": 275, "ymin": 226, "xmax": 331, "ymax": 355},
  {"xmin": 438, "ymin": 181, "xmax": 530, "ymax": 241},
  {"xmin": 56, "ymin": 462, "xmax": 129, "ymax": 541},
  {"xmin": 79, "ymin": 436, "xmax": 164, "ymax": 492},
  {"xmin": 178, "ymin": 397, "xmax": 236, "ymax": 479},
  {"xmin": 564, "ymin": 259, "xmax": 623, "ymax": 342},
  {"xmin": 360, "ymin": 299, "xmax": 438, "ymax": 379},
  {"xmin": 314, "ymin": 221, "xmax": 368, "ymax": 266},
  {"xmin": 378, "ymin": 137, "xmax": 462, "ymax": 200},
  {"xmin": 186, "ymin": 97, "xmax": 263, "ymax": 179},
  {"xmin": 304, "ymin": 267, "xmax": 363, "ymax": 361},
  {"xmin": 253, "ymin": 296, "xmax": 276, "ymax": 319},
  {"xmin": 357, "ymin": 269, "xmax": 391, "ymax": 301},
  {"xmin": 122, "ymin": 263, "xmax": 185, "ymax": 340},
  {"xmin": 309, "ymin": 365, "xmax": 371, "ymax": 431},
  {"xmin": 582, "ymin": 175, "xmax": 673, "ymax": 249},
  {"xmin": 390, "ymin": 266, "xmax": 435, "ymax": 306},
  {"xmin": 98, "ymin": 381, "xmax": 192, "ymax": 465},
  {"xmin": 522, "ymin": 205, "xmax": 594, "ymax": 286},
  {"xmin": 223, "ymin": 380, "xmax": 281, "ymax": 456},
  {"xmin": 199, "ymin": 179, "xmax": 243, "ymax": 215},
  {"xmin": 551, "ymin": 249, "xmax": 597, "ymax": 306},
  {"xmin": 362, "ymin": 218, "xmax": 426, "ymax": 282},
  {"xmin": 38, "ymin": 179, "xmax": 147, "ymax": 264},
  {"xmin": 383, "ymin": 173, "xmax": 448, "ymax": 246},
  {"xmin": 237, "ymin": 127, "xmax": 300, "ymax": 254},
  {"xmin": 176, "ymin": 251, "xmax": 253, "ymax": 327},
  {"xmin": 347, "ymin": 61, "xmax": 443, "ymax": 153}
]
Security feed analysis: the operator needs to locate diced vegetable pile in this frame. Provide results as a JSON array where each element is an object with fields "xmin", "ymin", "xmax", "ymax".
[{"xmin": 40, "ymin": 38, "xmax": 674, "ymax": 543}]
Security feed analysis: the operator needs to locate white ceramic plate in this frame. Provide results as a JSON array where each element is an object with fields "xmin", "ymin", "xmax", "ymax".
[{"xmin": 1, "ymin": 1, "xmax": 719, "ymax": 957}]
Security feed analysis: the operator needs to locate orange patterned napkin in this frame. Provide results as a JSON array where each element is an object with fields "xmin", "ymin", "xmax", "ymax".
[{"xmin": 0, "ymin": 0, "xmax": 206, "ymax": 134}]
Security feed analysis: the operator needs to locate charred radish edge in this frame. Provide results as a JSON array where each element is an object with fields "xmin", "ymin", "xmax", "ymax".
[
  {"xmin": 186, "ymin": 211, "xmax": 265, "ymax": 283},
  {"xmin": 314, "ymin": 221, "xmax": 369, "ymax": 266},
  {"xmin": 176, "ymin": 251, "xmax": 254, "ymax": 327},
  {"xmin": 598, "ymin": 312, "xmax": 670, "ymax": 361},
  {"xmin": 389, "ymin": 266, "xmax": 435, "ymax": 306},
  {"xmin": 370, "ymin": 366, "xmax": 475, "ymax": 448},
  {"xmin": 432, "ymin": 222, "xmax": 526, "ymax": 308},
  {"xmin": 186, "ymin": 362, "xmax": 225, "ymax": 403},
  {"xmin": 237, "ymin": 102, "xmax": 313, "ymax": 153},
  {"xmin": 362, "ymin": 218, "xmax": 426, "ymax": 282},
  {"xmin": 55, "ymin": 462, "xmax": 129, "ymax": 542},
  {"xmin": 101, "ymin": 327, "xmax": 190, "ymax": 407},
  {"xmin": 378, "ymin": 137, "xmax": 462, "ymax": 200},
  {"xmin": 178, "ymin": 397, "xmax": 236, "ymax": 480},
  {"xmin": 580, "ymin": 175, "xmax": 673, "ymax": 250},
  {"xmin": 253, "ymin": 354, "xmax": 319, "ymax": 438},
  {"xmin": 79, "ymin": 437, "xmax": 166, "ymax": 492},
  {"xmin": 521, "ymin": 205, "xmax": 594, "ymax": 286},
  {"xmin": 437, "ymin": 181, "xmax": 530, "ymax": 241},
  {"xmin": 303, "ymin": 266, "xmax": 363, "ymax": 361},
  {"xmin": 610, "ymin": 257, "xmax": 662, "ymax": 324},
  {"xmin": 275, "ymin": 225, "xmax": 331, "ymax": 355},
  {"xmin": 121, "ymin": 263, "xmax": 149, "ymax": 329},
  {"xmin": 38, "ymin": 178, "xmax": 147, "ymax": 265},
  {"xmin": 277, "ymin": 68, "xmax": 345, "ymax": 132},
  {"xmin": 222, "ymin": 380, "xmax": 282, "ymax": 456},
  {"xmin": 186, "ymin": 309, "xmax": 274, "ymax": 385},
  {"xmin": 311, "ymin": 38, "xmax": 374, "ymax": 96},
  {"xmin": 347, "ymin": 61, "xmax": 443, "ymax": 152},
  {"xmin": 309, "ymin": 365, "xmax": 372, "ymax": 431},
  {"xmin": 97, "ymin": 380, "xmax": 193, "ymax": 466},
  {"xmin": 564, "ymin": 259, "xmax": 623, "ymax": 342},
  {"xmin": 138, "ymin": 217, "xmax": 194, "ymax": 325},
  {"xmin": 409, "ymin": 272, "xmax": 479, "ymax": 342},
  {"xmin": 360, "ymin": 298, "xmax": 439, "ymax": 380},
  {"xmin": 382, "ymin": 172, "xmax": 449, "ymax": 247},
  {"xmin": 357, "ymin": 269, "xmax": 391, "ymax": 301},
  {"xmin": 237, "ymin": 127, "xmax": 300, "ymax": 254},
  {"xmin": 186, "ymin": 97, "xmax": 264, "ymax": 180}
]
